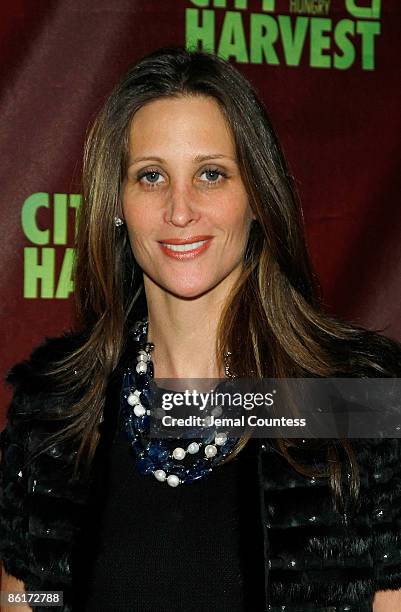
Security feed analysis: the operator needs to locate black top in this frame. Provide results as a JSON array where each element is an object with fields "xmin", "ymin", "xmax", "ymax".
[{"xmin": 82, "ymin": 420, "xmax": 266, "ymax": 612}]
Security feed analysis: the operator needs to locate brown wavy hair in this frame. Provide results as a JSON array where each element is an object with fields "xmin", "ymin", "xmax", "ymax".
[{"xmin": 32, "ymin": 46, "xmax": 401, "ymax": 514}]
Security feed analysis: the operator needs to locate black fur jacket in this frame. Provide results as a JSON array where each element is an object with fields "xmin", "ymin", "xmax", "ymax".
[{"xmin": 1, "ymin": 330, "xmax": 401, "ymax": 611}]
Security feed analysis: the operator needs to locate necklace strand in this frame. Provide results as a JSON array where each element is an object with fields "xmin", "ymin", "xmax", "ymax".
[{"xmin": 120, "ymin": 317, "xmax": 239, "ymax": 487}]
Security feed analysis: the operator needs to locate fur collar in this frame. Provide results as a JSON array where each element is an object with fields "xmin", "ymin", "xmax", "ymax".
[{"xmin": 6, "ymin": 329, "xmax": 88, "ymax": 397}]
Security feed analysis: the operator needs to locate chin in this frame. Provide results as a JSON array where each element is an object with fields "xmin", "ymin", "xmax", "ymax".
[
  {"xmin": 165, "ymin": 283, "xmax": 215, "ymax": 300},
  {"xmin": 154, "ymin": 272, "xmax": 224, "ymax": 300},
  {"xmin": 145, "ymin": 267, "xmax": 237, "ymax": 300}
]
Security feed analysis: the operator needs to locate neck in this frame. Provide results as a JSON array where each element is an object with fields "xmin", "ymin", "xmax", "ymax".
[{"xmin": 143, "ymin": 275, "xmax": 237, "ymax": 379}]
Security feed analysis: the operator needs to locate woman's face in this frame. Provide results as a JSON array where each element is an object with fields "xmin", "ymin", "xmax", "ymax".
[{"xmin": 122, "ymin": 94, "xmax": 255, "ymax": 299}]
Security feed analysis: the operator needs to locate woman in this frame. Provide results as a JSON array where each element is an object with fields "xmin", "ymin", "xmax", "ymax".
[{"xmin": 1, "ymin": 46, "xmax": 401, "ymax": 612}]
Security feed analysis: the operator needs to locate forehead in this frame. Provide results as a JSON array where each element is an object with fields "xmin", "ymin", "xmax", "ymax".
[{"xmin": 127, "ymin": 95, "xmax": 236, "ymax": 157}]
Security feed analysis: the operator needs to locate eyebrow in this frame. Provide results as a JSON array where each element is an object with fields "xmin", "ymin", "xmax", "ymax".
[{"xmin": 128, "ymin": 154, "xmax": 236, "ymax": 165}]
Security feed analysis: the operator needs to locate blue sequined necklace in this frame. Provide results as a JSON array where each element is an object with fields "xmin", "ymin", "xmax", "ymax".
[{"xmin": 120, "ymin": 317, "xmax": 240, "ymax": 487}]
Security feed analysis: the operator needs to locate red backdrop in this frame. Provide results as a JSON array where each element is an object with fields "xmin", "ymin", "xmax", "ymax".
[{"xmin": 1, "ymin": 0, "xmax": 400, "ymax": 427}]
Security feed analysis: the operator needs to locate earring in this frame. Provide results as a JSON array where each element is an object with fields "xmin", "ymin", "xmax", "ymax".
[{"xmin": 114, "ymin": 216, "xmax": 124, "ymax": 227}]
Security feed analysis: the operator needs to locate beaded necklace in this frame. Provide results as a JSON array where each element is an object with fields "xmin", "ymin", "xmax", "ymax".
[{"xmin": 120, "ymin": 317, "xmax": 240, "ymax": 487}]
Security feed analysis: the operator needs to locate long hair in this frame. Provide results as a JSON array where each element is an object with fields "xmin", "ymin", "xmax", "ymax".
[{"xmin": 31, "ymin": 46, "xmax": 401, "ymax": 514}]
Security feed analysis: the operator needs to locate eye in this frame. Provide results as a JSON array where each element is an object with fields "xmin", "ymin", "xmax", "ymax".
[
  {"xmin": 134, "ymin": 166, "xmax": 228, "ymax": 189},
  {"xmin": 200, "ymin": 167, "xmax": 227, "ymax": 185},
  {"xmin": 137, "ymin": 169, "xmax": 164, "ymax": 187}
]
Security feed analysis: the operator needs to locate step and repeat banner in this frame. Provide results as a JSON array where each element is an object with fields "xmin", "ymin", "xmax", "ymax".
[{"xmin": 1, "ymin": 0, "xmax": 400, "ymax": 422}]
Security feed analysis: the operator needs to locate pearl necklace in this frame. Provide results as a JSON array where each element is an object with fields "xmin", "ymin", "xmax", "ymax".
[{"xmin": 120, "ymin": 317, "xmax": 239, "ymax": 487}]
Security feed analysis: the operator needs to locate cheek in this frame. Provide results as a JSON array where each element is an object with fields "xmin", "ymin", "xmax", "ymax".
[
  {"xmin": 123, "ymin": 197, "xmax": 152, "ymax": 237},
  {"xmin": 125, "ymin": 211, "xmax": 143, "ymax": 235},
  {"xmin": 216, "ymin": 193, "xmax": 251, "ymax": 232}
]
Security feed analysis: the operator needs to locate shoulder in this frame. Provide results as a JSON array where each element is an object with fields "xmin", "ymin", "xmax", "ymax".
[
  {"xmin": 5, "ymin": 329, "xmax": 88, "ymax": 406},
  {"xmin": 335, "ymin": 327, "xmax": 401, "ymax": 377}
]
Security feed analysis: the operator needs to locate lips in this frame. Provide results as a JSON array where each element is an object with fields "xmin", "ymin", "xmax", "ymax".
[
  {"xmin": 158, "ymin": 236, "xmax": 214, "ymax": 260},
  {"xmin": 158, "ymin": 235, "xmax": 214, "ymax": 245}
]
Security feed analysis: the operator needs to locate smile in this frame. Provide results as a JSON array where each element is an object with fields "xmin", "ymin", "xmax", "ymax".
[{"xmin": 159, "ymin": 238, "xmax": 213, "ymax": 259}]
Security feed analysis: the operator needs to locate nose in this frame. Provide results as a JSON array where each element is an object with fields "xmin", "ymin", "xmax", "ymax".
[{"xmin": 163, "ymin": 184, "xmax": 201, "ymax": 227}]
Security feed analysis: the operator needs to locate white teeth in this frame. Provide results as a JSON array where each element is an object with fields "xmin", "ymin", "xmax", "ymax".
[{"xmin": 162, "ymin": 240, "xmax": 207, "ymax": 252}]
